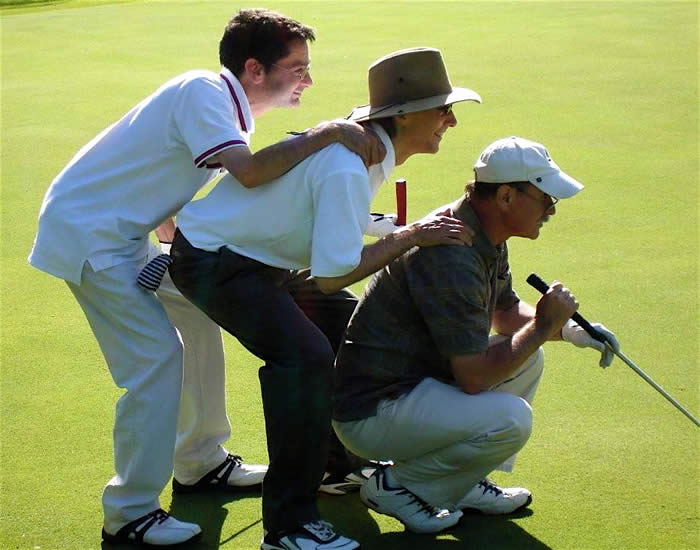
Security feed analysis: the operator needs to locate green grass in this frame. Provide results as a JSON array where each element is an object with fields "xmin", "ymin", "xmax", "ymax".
[{"xmin": 1, "ymin": 1, "xmax": 698, "ymax": 549}]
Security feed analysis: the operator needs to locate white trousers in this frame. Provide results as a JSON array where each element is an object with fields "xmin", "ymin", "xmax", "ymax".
[
  {"xmin": 68, "ymin": 260, "xmax": 183, "ymax": 531},
  {"xmin": 333, "ymin": 344, "xmax": 544, "ymax": 510},
  {"xmin": 155, "ymin": 266, "xmax": 231, "ymax": 484}
]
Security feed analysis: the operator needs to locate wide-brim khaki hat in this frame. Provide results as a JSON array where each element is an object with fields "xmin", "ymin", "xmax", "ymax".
[{"xmin": 348, "ymin": 47, "xmax": 481, "ymax": 122}]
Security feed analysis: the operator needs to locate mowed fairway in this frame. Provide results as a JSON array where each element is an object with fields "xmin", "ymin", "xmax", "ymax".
[{"xmin": 1, "ymin": 1, "xmax": 697, "ymax": 549}]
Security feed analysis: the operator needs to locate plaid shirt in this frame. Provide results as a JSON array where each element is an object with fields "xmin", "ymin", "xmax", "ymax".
[{"xmin": 333, "ymin": 196, "xmax": 519, "ymax": 421}]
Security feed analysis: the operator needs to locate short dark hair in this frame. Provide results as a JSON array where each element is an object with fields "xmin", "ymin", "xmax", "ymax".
[
  {"xmin": 372, "ymin": 116, "xmax": 397, "ymax": 139},
  {"xmin": 467, "ymin": 179, "xmax": 529, "ymax": 198},
  {"xmin": 219, "ymin": 9, "xmax": 315, "ymax": 76}
]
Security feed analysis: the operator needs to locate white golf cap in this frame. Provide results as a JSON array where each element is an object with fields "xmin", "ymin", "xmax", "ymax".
[{"xmin": 473, "ymin": 136, "xmax": 583, "ymax": 199}]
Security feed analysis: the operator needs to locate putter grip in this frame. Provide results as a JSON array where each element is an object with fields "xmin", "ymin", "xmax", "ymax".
[
  {"xmin": 526, "ymin": 273, "xmax": 608, "ymax": 343},
  {"xmin": 395, "ymin": 179, "xmax": 407, "ymax": 226}
]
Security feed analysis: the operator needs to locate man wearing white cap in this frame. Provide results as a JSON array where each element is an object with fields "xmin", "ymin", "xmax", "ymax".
[
  {"xmin": 169, "ymin": 47, "xmax": 479, "ymax": 549},
  {"xmin": 333, "ymin": 136, "xmax": 620, "ymax": 532}
]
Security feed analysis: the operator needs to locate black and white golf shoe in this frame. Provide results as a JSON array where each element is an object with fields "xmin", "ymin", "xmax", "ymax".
[
  {"xmin": 261, "ymin": 520, "xmax": 359, "ymax": 550},
  {"xmin": 359, "ymin": 465, "xmax": 462, "ymax": 534},
  {"xmin": 319, "ymin": 465, "xmax": 375, "ymax": 495}
]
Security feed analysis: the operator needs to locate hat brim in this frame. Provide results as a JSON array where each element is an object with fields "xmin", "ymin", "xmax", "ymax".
[
  {"xmin": 348, "ymin": 87, "xmax": 482, "ymax": 122},
  {"xmin": 530, "ymin": 169, "xmax": 583, "ymax": 199}
]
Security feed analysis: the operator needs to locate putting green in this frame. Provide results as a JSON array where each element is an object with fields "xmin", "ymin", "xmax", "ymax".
[{"xmin": 1, "ymin": 2, "xmax": 697, "ymax": 549}]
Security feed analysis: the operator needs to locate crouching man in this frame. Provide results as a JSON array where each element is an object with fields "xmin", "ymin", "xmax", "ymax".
[{"xmin": 333, "ymin": 136, "xmax": 620, "ymax": 534}]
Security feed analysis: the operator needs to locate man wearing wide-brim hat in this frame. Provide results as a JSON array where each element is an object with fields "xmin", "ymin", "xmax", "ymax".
[
  {"xmin": 337, "ymin": 46, "xmax": 483, "ymax": 239},
  {"xmin": 167, "ymin": 46, "xmax": 477, "ymax": 549}
]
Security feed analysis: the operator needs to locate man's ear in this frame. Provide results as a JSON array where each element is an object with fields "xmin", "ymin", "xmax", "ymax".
[
  {"xmin": 243, "ymin": 58, "xmax": 266, "ymax": 83},
  {"xmin": 496, "ymin": 184, "xmax": 514, "ymax": 210}
]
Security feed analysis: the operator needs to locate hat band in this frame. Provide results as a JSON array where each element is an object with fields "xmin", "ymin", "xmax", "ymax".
[{"xmin": 349, "ymin": 101, "xmax": 406, "ymax": 120}]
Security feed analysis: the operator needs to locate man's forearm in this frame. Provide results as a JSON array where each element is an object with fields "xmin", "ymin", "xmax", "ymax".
[
  {"xmin": 452, "ymin": 319, "xmax": 550, "ymax": 393},
  {"xmin": 220, "ymin": 124, "xmax": 343, "ymax": 188},
  {"xmin": 316, "ymin": 208, "xmax": 472, "ymax": 294},
  {"xmin": 492, "ymin": 301, "xmax": 535, "ymax": 336},
  {"xmin": 315, "ymin": 225, "xmax": 419, "ymax": 294}
]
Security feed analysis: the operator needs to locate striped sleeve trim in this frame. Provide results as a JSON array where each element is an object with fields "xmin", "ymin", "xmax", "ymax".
[{"xmin": 194, "ymin": 140, "xmax": 246, "ymax": 167}]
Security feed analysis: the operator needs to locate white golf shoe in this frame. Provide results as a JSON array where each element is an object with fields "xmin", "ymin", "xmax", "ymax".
[
  {"xmin": 360, "ymin": 466, "xmax": 462, "ymax": 534},
  {"xmin": 457, "ymin": 479, "xmax": 532, "ymax": 514},
  {"xmin": 172, "ymin": 453, "xmax": 267, "ymax": 493},
  {"xmin": 102, "ymin": 509, "xmax": 201, "ymax": 546}
]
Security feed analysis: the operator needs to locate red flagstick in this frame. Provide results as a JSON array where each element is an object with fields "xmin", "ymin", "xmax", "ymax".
[{"xmin": 395, "ymin": 178, "xmax": 406, "ymax": 226}]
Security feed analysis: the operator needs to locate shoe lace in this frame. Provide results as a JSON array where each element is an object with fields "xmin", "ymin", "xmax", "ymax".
[
  {"xmin": 305, "ymin": 520, "xmax": 336, "ymax": 541},
  {"xmin": 153, "ymin": 509, "xmax": 170, "ymax": 525},
  {"xmin": 396, "ymin": 488, "xmax": 446, "ymax": 517},
  {"xmin": 477, "ymin": 479, "xmax": 503, "ymax": 496},
  {"xmin": 135, "ymin": 509, "xmax": 170, "ymax": 530},
  {"xmin": 229, "ymin": 454, "xmax": 243, "ymax": 466}
]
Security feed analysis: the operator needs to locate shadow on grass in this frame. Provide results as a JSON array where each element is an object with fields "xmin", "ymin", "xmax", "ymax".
[
  {"xmin": 0, "ymin": 0, "xmax": 70, "ymax": 8},
  {"xmin": 100, "ymin": 487, "xmax": 262, "ymax": 550},
  {"xmin": 101, "ymin": 491, "xmax": 551, "ymax": 549},
  {"xmin": 320, "ymin": 495, "xmax": 553, "ymax": 550}
]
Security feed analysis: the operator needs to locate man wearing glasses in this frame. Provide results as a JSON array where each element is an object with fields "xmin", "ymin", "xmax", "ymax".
[
  {"xmin": 332, "ymin": 136, "xmax": 620, "ymax": 533},
  {"xmin": 29, "ymin": 8, "xmax": 384, "ymax": 547}
]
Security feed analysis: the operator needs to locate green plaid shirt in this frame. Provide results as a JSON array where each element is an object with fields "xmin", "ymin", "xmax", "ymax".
[{"xmin": 333, "ymin": 197, "xmax": 519, "ymax": 421}]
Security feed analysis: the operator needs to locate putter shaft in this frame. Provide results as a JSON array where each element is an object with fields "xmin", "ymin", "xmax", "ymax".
[
  {"xmin": 527, "ymin": 273, "xmax": 699, "ymax": 428},
  {"xmin": 607, "ymin": 343, "xmax": 700, "ymax": 428}
]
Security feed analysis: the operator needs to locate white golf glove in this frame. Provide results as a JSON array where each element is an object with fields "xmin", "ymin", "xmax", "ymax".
[
  {"xmin": 562, "ymin": 320, "xmax": 620, "ymax": 368},
  {"xmin": 366, "ymin": 212, "xmax": 398, "ymax": 238}
]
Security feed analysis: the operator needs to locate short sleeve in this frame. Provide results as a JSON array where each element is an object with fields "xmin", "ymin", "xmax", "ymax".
[
  {"xmin": 172, "ymin": 76, "xmax": 248, "ymax": 167},
  {"xmin": 310, "ymin": 168, "xmax": 370, "ymax": 277}
]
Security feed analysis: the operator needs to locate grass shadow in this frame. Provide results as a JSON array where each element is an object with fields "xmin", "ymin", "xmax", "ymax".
[
  {"xmin": 0, "ymin": 0, "xmax": 70, "ymax": 8},
  {"xmin": 100, "ymin": 487, "xmax": 263, "ymax": 549},
  {"xmin": 319, "ymin": 494, "xmax": 552, "ymax": 550},
  {"xmin": 168, "ymin": 487, "xmax": 262, "ymax": 549}
]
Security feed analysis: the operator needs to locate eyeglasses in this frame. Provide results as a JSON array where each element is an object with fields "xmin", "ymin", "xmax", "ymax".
[
  {"xmin": 436, "ymin": 104, "xmax": 453, "ymax": 116},
  {"xmin": 511, "ymin": 185, "xmax": 558, "ymax": 210},
  {"xmin": 271, "ymin": 63, "xmax": 311, "ymax": 80}
]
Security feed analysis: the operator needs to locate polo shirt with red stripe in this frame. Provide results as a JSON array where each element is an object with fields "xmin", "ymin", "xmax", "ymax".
[{"xmin": 29, "ymin": 67, "xmax": 254, "ymax": 284}]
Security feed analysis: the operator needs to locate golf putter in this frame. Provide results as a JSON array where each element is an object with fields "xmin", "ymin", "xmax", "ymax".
[{"xmin": 527, "ymin": 273, "xmax": 700, "ymax": 428}]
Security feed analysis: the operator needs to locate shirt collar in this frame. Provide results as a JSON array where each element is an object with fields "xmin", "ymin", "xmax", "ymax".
[
  {"xmin": 368, "ymin": 122, "xmax": 396, "ymax": 182},
  {"xmin": 219, "ymin": 67, "xmax": 255, "ymax": 136},
  {"xmin": 453, "ymin": 196, "xmax": 501, "ymax": 261}
]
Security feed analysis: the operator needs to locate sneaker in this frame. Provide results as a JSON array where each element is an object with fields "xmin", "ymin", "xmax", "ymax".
[
  {"xmin": 359, "ymin": 466, "xmax": 462, "ymax": 534},
  {"xmin": 319, "ymin": 465, "xmax": 375, "ymax": 495},
  {"xmin": 457, "ymin": 479, "xmax": 532, "ymax": 514},
  {"xmin": 172, "ymin": 453, "xmax": 267, "ymax": 493},
  {"xmin": 261, "ymin": 520, "xmax": 359, "ymax": 550},
  {"xmin": 102, "ymin": 509, "xmax": 201, "ymax": 546}
]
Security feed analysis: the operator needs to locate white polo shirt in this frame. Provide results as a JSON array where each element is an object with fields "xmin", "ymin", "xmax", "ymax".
[
  {"xmin": 28, "ymin": 68, "xmax": 254, "ymax": 285},
  {"xmin": 177, "ymin": 124, "xmax": 396, "ymax": 278}
]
